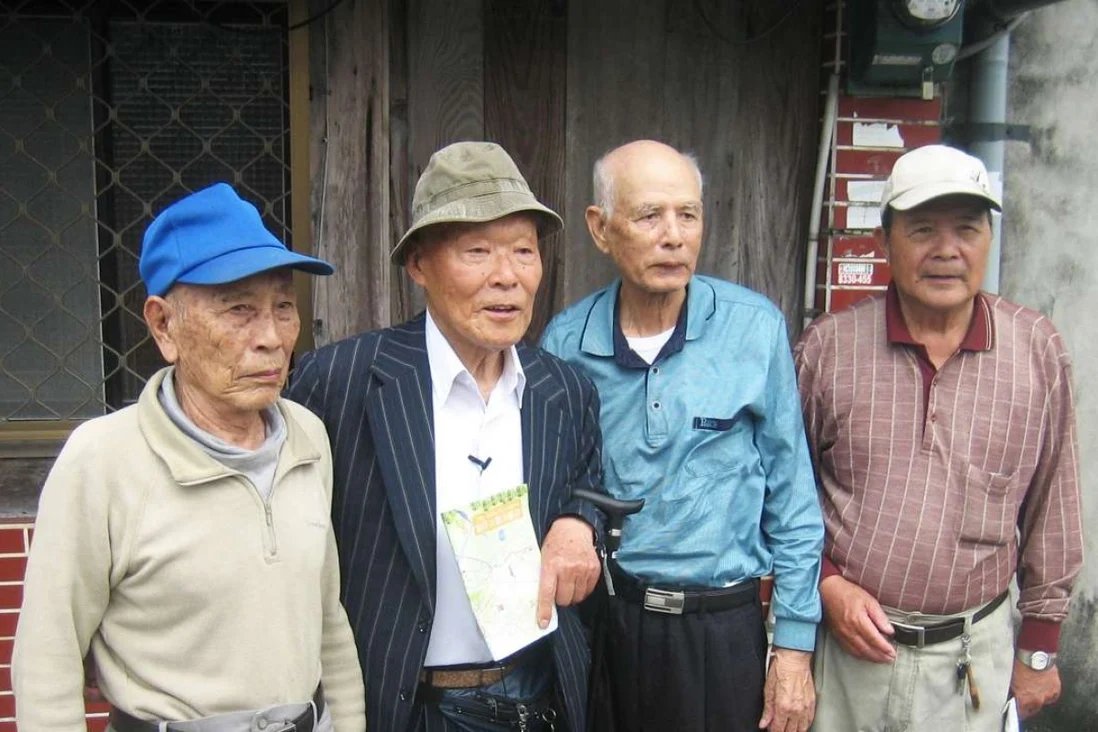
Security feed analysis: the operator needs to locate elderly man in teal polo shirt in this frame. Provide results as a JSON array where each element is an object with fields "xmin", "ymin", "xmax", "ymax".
[{"xmin": 542, "ymin": 140, "xmax": 823, "ymax": 732}]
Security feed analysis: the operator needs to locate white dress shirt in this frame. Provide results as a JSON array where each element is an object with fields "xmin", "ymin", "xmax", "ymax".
[{"xmin": 423, "ymin": 310, "xmax": 527, "ymax": 666}]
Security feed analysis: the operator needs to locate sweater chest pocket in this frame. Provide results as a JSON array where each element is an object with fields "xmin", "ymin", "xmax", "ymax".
[{"xmin": 958, "ymin": 462, "xmax": 1017, "ymax": 547}]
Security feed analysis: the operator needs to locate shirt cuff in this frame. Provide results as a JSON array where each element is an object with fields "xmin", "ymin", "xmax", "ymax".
[
  {"xmin": 820, "ymin": 555, "xmax": 841, "ymax": 581},
  {"xmin": 1017, "ymin": 618, "xmax": 1061, "ymax": 653},
  {"xmin": 772, "ymin": 618, "xmax": 818, "ymax": 652}
]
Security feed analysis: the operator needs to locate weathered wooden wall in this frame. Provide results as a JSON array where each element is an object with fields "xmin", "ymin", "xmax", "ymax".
[
  {"xmin": 309, "ymin": 0, "xmax": 823, "ymax": 345},
  {"xmin": 565, "ymin": 1, "xmax": 823, "ymax": 323},
  {"xmin": 308, "ymin": 0, "xmax": 392, "ymax": 343}
]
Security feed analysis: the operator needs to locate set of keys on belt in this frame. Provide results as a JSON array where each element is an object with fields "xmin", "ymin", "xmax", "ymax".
[{"xmin": 956, "ymin": 633, "xmax": 981, "ymax": 710}]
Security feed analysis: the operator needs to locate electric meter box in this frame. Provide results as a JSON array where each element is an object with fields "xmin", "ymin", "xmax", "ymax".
[{"xmin": 847, "ymin": 0, "xmax": 965, "ymax": 97}]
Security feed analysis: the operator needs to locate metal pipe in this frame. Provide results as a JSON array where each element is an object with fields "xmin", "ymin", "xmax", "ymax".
[
  {"xmin": 968, "ymin": 17, "xmax": 1010, "ymax": 294},
  {"xmin": 956, "ymin": 14, "xmax": 1025, "ymax": 61},
  {"xmin": 803, "ymin": 73, "xmax": 840, "ymax": 328}
]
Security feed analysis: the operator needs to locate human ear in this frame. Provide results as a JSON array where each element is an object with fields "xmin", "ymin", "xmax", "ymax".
[
  {"xmin": 144, "ymin": 296, "xmax": 180, "ymax": 364},
  {"xmin": 585, "ymin": 206, "xmax": 611, "ymax": 256}
]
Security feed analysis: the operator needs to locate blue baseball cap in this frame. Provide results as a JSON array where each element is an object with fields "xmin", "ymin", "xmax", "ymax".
[{"xmin": 139, "ymin": 182, "xmax": 334, "ymax": 296}]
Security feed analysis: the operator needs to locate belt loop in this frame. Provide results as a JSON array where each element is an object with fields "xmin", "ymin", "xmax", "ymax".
[{"xmin": 158, "ymin": 723, "xmax": 170, "ymax": 732}]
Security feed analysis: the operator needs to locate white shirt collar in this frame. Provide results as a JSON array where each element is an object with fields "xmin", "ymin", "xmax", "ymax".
[{"xmin": 424, "ymin": 309, "xmax": 526, "ymax": 413}]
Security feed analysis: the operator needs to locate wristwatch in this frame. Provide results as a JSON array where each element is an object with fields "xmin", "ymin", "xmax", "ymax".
[{"xmin": 1016, "ymin": 649, "xmax": 1057, "ymax": 671}]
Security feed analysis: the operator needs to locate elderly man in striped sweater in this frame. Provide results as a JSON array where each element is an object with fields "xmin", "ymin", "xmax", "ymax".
[{"xmin": 796, "ymin": 144, "xmax": 1082, "ymax": 731}]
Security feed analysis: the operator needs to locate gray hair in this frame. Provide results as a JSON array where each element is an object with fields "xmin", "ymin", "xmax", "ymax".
[
  {"xmin": 163, "ymin": 287, "xmax": 189, "ymax": 318},
  {"xmin": 592, "ymin": 147, "xmax": 704, "ymax": 219}
]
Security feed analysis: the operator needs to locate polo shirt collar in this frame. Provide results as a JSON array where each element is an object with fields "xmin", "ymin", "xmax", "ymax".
[
  {"xmin": 579, "ymin": 276, "xmax": 717, "ymax": 365},
  {"xmin": 885, "ymin": 281, "xmax": 994, "ymax": 352}
]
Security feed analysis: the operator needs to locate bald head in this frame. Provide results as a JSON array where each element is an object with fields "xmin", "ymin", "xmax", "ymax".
[
  {"xmin": 592, "ymin": 140, "xmax": 703, "ymax": 219},
  {"xmin": 584, "ymin": 140, "xmax": 704, "ymax": 303}
]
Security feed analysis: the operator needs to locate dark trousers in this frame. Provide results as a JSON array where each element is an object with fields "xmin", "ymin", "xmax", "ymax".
[
  {"xmin": 417, "ymin": 642, "xmax": 566, "ymax": 732},
  {"xmin": 599, "ymin": 594, "xmax": 767, "ymax": 732}
]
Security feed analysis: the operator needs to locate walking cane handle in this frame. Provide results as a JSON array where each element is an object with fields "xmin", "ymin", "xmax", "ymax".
[
  {"xmin": 572, "ymin": 489, "xmax": 644, "ymax": 555},
  {"xmin": 572, "ymin": 489, "xmax": 645, "ymax": 597},
  {"xmin": 572, "ymin": 489, "xmax": 645, "ymax": 519}
]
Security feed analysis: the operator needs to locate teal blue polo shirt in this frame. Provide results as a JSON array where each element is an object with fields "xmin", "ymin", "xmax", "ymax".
[{"xmin": 542, "ymin": 275, "xmax": 823, "ymax": 651}]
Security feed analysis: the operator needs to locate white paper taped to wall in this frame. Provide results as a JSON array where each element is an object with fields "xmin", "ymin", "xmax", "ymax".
[
  {"xmin": 847, "ymin": 205, "xmax": 882, "ymax": 230},
  {"xmin": 848, "ymin": 180, "xmax": 886, "ymax": 203},
  {"xmin": 852, "ymin": 122, "xmax": 905, "ymax": 148}
]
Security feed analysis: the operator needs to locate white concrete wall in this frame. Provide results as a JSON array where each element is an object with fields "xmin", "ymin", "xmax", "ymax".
[{"xmin": 998, "ymin": 1, "xmax": 1098, "ymax": 727}]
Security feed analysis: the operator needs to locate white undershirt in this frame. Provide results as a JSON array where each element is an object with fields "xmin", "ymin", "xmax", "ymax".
[
  {"xmin": 423, "ymin": 310, "xmax": 527, "ymax": 666},
  {"xmin": 625, "ymin": 326, "xmax": 675, "ymax": 364}
]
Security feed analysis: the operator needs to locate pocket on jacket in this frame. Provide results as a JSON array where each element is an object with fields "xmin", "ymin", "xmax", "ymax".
[{"xmin": 958, "ymin": 461, "xmax": 1017, "ymax": 547}]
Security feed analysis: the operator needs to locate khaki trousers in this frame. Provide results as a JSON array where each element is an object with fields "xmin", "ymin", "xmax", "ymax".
[{"xmin": 812, "ymin": 597, "xmax": 1014, "ymax": 732}]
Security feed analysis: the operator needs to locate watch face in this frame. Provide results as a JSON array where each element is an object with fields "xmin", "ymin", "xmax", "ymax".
[
  {"xmin": 1030, "ymin": 651, "xmax": 1051, "ymax": 670},
  {"xmin": 895, "ymin": 0, "xmax": 962, "ymax": 27}
]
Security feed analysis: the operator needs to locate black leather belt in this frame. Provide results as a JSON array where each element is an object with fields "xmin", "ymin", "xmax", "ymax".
[
  {"xmin": 611, "ymin": 568, "xmax": 759, "ymax": 615},
  {"xmin": 109, "ymin": 686, "xmax": 324, "ymax": 732},
  {"xmin": 891, "ymin": 591, "xmax": 1009, "ymax": 648}
]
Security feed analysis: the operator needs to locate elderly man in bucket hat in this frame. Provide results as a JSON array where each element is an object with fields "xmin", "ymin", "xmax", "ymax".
[
  {"xmin": 13, "ymin": 183, "xmax": 367, "ymax": 731},
  {"xmin": 795, "ymin": 144, "xmax": 1083, "ymax": 730},
  {"xmin": 287, "ymin": 142, "xmax": 605, "ymax": 731}
]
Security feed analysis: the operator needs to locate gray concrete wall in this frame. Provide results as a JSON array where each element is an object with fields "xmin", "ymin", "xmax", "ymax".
[{"xmin": 997, "ymin": 1, "xmax": 1098, "ymax": 727}]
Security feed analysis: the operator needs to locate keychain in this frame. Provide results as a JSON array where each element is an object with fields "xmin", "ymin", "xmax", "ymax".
[{"xmin": 956, "ymin": 633, "xmax": 982, "ymax": 710}]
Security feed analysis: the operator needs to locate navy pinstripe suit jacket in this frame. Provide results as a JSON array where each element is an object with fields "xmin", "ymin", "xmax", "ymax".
[{"xmin": 287, "ymin": 314, "xmax": 604, "ymax": 732}]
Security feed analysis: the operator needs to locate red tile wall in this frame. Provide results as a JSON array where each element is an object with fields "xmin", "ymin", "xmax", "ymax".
[
  {"xmin": 0, "ymin": 521, "xmax": 109, "ymax": 730},
  {"xmin": 817, "ymin": 95, "xmax": 943, "ymax": 314}
]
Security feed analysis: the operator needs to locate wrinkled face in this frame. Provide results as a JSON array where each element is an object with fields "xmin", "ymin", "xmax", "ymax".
[
  {"xmin": 406, "ymin": 213, "xmax": 542, "ymax": 367},
  {"xmin": 589, "ymin": 151, "xmax": 703, "ymax": 298},
  {"xmin": 149, "ymin": 268, "xmax": 300, "ymax": 418},
  {"xmin": 880, "ymin": 195, "xmax": 992, "ymax": 320}
]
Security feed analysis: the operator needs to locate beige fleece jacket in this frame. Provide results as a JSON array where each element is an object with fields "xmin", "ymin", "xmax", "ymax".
[{"xmin": 13, "ymin": 368, "xmax": 366, "ymax": 731}]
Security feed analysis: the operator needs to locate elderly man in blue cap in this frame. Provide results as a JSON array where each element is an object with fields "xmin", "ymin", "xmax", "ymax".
[{"xmin": 12, "ymin": 183, "xmax": 366, "ymax": 732}]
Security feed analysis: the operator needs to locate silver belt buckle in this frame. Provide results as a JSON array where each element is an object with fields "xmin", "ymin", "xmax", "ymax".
[
  {"xmin": 643, "ymin": 588, "xmax": 685, "ymax": 614},
  {"xmin": 892, "ymin": 621, "xmax": 926, "ymax": 648}
]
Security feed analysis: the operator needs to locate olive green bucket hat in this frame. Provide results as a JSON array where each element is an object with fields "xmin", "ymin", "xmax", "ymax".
[{"xmin": 390, "ymin": 141, "xmax": 564, "ymax": 265}]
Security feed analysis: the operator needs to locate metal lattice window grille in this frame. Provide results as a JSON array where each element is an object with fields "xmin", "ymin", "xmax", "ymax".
[{"xmin": 0, "ymin": 1, "xmax": 294, "ymax": 437}]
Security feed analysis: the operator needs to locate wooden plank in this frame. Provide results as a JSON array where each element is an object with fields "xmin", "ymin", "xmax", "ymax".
[
  {"xmin": 288, "ymin": 0, "xmax": 315, "ymax": 353},
  {"xmin": 484, "ymin": 0, "xmax": 567, "ymax": 342},
  {"xmin": 407, "ymin": 0, "xmax": 485, "ymax": 163},
  {"xmin": 309, "ymin": 0, "xmax": 392, "ymax": 343},
  {"xmin": 306, "ymin": 0, "xmax": 330, "ymax": 341},
  {"xmin": 389, "ymin": 0, "xmax": 416, "ymax": 324},
  {"xmin": 697, "ymin": 2, "xmax": 823, "ymax": 325},
  {"xmin": 400, "ymin": 0, "xmax": 485, "ymax": 320},
  {"xmin": 564, "ymin": 0, "xmax": 671, "ymax": 305}
]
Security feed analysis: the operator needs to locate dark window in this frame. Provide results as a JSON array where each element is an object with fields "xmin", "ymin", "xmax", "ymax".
[{"xmin": 0, "ymin": 2, "xmax": 292, "ymax": 425}]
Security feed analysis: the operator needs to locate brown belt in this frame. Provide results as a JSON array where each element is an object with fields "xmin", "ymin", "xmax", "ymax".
[
  {"xmin": 419, "ymin": 663, "xmax": 517, "ymax": 689},
  {"xmin": 419, "ymin": 638, "xmax": 548, "ymax": 689}
]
